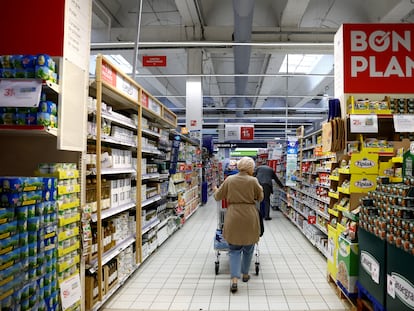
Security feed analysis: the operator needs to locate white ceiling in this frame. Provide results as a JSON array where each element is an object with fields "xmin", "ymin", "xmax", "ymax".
[{"xmin": 90, "ymin": 0, "xmax": 414, "ymax": 141}]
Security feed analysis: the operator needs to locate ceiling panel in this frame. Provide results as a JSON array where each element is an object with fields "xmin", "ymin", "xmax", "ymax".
[{"xmin": 90, "ymin": 0, "xmax": 414, "ymax": 141}]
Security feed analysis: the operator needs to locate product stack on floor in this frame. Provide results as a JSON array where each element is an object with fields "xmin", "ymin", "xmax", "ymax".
[{"xmin": 102, "ymin": 197, "xmax": 350, "ymax": 311}]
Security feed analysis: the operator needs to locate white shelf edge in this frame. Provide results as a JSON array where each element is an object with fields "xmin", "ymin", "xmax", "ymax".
[
  {"xmin": 88, "ymin": 235, "xmax": 136, "ymax": 273},
  {"xmin": 142, "ymin": 194, "xmax": 162, "ymax": 208},
  {"xmin": 91, "ymin": 201, "xmax": 136, "ymax": 222}
]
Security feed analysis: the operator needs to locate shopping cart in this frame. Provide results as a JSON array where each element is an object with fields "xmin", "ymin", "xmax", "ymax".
[{"xmin": 214, "ymin": 200, "xmax": 260, "ymax": 275}]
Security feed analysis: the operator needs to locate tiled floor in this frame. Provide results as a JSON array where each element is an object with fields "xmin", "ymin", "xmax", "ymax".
[{"xmin": 103, "ymin": 197, "xmax": 350, "ymax": 311}]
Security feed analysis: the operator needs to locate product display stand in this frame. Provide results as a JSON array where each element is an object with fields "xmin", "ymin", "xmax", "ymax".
[
  {"xmin": 283, "ymin": 129, "xmax": 333, "ymax": 257},
  {"xmin": 332, "ymin": 24, "xmax": 414, "ymax": 309},
  {"xmin": 0, "ymin": 58, "xmax": 85, "ymax": 310},
  {"xmin": 84, "ymin": 55, "xmax": 197, "ymax": 310}
]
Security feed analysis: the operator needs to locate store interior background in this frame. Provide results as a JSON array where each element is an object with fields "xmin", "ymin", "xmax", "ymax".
[{"xmin": 90, "ymin": 0, "xmax": 414, "ymax": 142}]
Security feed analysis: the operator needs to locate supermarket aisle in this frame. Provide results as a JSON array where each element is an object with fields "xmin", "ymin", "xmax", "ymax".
[{"xmin": 103, "ymin": 198, "xmax": 350, "ymax": 311}]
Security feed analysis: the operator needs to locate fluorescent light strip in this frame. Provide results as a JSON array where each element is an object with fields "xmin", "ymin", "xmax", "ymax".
[
  {"xmin": 135, "ymin": 73, "xmax": 333, "ymax": 78},
  {"xmin": 158, "ymin": 94, "xmax": 332, "ymax": 98},
  {"xmin": 91, "ymin": 41, "xmax": 334, "ymax": 49}
]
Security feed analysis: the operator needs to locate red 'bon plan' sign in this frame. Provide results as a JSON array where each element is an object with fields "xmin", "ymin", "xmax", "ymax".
[{"xmin": 342, "ymin": 24, "xmax": 414, "ymax": 94}]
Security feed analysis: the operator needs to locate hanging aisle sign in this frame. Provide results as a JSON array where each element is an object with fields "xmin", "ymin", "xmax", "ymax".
[{"xmin": 225, "ymin": 124, "xmax": 254, "ymax": 141}]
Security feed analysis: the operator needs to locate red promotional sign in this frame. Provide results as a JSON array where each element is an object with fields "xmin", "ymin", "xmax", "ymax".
[
  {"xmin": 101, "ymin": 60, "xmax": 117, "ymax": 87},
  {"xmin": 240, "ymin": 126, "xmax": 254, "ymax": 140},
  {"xmin": 342, "ymin": 24, "xmax": 414, "ymax": 93},
  {"xmin": 308, "ymin": 215, "xmax": 316, "ymax": 224},
  {"xmin": 142, "ymin": 56, "xmax": 167, "ymax": 67},
  {"xmin": 141, "ymin": 92, "xmax": 149, "ymax": 108}
]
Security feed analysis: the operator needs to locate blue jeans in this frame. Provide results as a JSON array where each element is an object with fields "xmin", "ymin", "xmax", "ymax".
[{"xmin": 228, "ymin": 244, "xmax": 255, "ymax": 279}]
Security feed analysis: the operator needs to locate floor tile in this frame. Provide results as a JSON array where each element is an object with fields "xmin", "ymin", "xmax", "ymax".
[{"xmin": 101, "ymin": 199, "xmax": 350, "ymax": 311}]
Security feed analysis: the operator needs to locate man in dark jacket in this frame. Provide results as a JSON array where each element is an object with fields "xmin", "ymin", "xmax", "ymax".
[{"xmin": 254, "ymin": 162, "xmax": 284, "ymax": 220}]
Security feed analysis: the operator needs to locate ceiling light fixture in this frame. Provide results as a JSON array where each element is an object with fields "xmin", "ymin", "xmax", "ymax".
[{"xmin": 91, "ymin": 41, "xmax": 334, "ymax": 49}]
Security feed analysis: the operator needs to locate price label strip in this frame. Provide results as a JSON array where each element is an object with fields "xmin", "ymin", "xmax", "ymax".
[
  {"xmin": 350, "ymin": 114, "xmax": 378, "ymax": 133},
  {"xmin": 0, "ymin": 79, "xmax": 42, "ymax": 107}
]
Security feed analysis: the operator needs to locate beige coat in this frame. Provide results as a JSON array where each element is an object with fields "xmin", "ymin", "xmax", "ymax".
[{"xmin": 214, "ymin": 172, "xmax": 264, "ymax": 245}]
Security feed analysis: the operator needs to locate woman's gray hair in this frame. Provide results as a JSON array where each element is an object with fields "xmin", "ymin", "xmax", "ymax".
[{"xmin": 237, "ymin": 156, "xmax": 255, "ymax": 172}]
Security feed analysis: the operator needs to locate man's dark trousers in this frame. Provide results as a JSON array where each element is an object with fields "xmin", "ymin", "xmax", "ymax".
[{"xmin": 261, "ymin": 183, "xmax": 272, "ymax": 219}]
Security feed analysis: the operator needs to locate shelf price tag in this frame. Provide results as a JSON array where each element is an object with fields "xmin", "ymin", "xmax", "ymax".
[
  {"xmin": 350, "ymin": 114, "xmax": 378, "ymax": 133},
  {"xmin": 393, "ymin": 114, "xmax": 414, "ymax": 132},
  {"xmin": 0, "ymin": 79, "xmax": 42, "ymax": 107},
  {"xmin": 60, "ymin": 274, "xmax": 82, "ymax": 310},
  {"xmin": 307, "ymin": 215, "xmax": 316, "ymax": 224}
]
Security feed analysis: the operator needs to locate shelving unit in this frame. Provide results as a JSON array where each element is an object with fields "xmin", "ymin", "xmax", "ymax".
[
  {"xmin": 84, "ymin": 55, "xmax": 193, "ymax": 310},
  {"xmin": 0, "ymin": 59, "xmax": 85, "ymax": 310},
  {"xmin": 283, "ymin": 129, "xmax": 334, "ymax": 257}
]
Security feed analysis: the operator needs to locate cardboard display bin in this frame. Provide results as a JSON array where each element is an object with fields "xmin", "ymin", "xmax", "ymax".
[
  {"xmin": 386, "ymin": 243, "xmax": 414, "ymax": 311},
  {"xmin": 358, "ymin": 227, "xmax": 387, "ymax": 306},
  {"xmin": 337, "ymin": 235, "xmax": 359, "ymax": 294}
]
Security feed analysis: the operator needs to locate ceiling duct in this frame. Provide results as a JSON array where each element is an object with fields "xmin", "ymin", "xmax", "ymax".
[{"xmin": 232, "ymin": 0, "xmax": 255, "ymax": 118}]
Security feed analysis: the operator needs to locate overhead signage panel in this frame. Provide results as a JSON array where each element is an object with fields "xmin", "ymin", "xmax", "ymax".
[{"xmin": 342, "ymin": 23, "xmax": 414, "ymax": 93}]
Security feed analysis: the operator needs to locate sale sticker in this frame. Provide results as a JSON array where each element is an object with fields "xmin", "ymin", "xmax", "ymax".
[
  {"xmin": 350, "ymin": 114, "xmax": 378, "ymax": 133},
  {"xmin": 0, "ymin": 79, "xmax": 42, "ymax": 107}
]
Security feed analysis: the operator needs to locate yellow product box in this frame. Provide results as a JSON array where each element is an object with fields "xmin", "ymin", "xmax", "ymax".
[
  {"xmin": 379, "ymin": 160, "xmax": 394, "ymax": 177},
  {"xmin": 350, "ymin": 174, "xmax": 377, "ymax": 193},
  {"xmin": 327, "ymin": 224, "xmax": 339, "ymax": 280},
  {"xmin": 350, "ymin": 151, "xmax": 378, "ymax": 175}
]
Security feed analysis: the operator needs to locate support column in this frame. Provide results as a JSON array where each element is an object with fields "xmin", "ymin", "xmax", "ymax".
[{"xmin": 186, "ymin": 49, "xmax": 203, "ymax": 141}]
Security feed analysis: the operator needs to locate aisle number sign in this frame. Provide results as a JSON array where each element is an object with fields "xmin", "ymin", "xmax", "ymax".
[{"xmin": 340, "ymin": 24, "xmax": 414, "ymax": 93}]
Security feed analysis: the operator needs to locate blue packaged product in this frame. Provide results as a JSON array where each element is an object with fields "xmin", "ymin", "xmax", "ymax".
[
  {"xmin": 0, "ymin": 55, "xmax": 13, "ymax": 69},
  {"xmin": 27, "ymin": 204, "xmax": 35, "ymax": 218},
  {"xmin": 0, "ymin": 234, "xmax": 19, "ymax": 253},
  {"xmin": 35, "ymin": 65, "xmax": 52, "ymax": 81},
  {"xmin": 43, "ymin": 188, "xmax": 57, "ymax": 201},
  {"xmin": 45, "ymin": 249, "xmax": 53, "ymax": 261},
  {"xmin": 11, "ymin": 55, "xmax": 23, "ymax": 69},
  {"xmin": 0, "ymin": 176, "xmax": 43, "ymax": 192},
  {"xmin": 37, "ymin": 262, "xmax": 45, "ymax": 276},
  {"xmin": 35, "ymin": 202, "xmax": 45, "ymax": 216},
  {"xmin": 0, "ymin": 208, "xmax": 15, "ymax": 223},
  {"xmin": 18, "ymin": 220, "xmax": 27, "ymax": 234},
  {"xmin": 28, "ymin": 231, "xmax": 37, "ymax": 244},
  {"xmin": 28, "ymin": 255, "xmax": 37, "ymax": 269},
  {"xmin": 1, "ymin": 112, "xmax": 15, "ymax": 124},
  {"xmin": 44, "ymin": 284, "xmax": 51, "ymax": 298},
  {"xmin": 42, "ymin": 177, "xmax": 57, "ymax": 190},
  {"xmin": 0, "ymin": 261, "xmax": 21, "ymax": 283},
  {"xmin": 36, "ymin": 54, "xmax": 54, "ymax": 70},
  {"xmin": 20, "ymin": 244, "xmax": 29, "ymax": 259},
  {"xmin": 14, "ymin": 68, "xmax": 26, "ymax": 78},
  {"xmin": 19, "ymin": 231, "xmax": 28, "ymax": 246},
  {"xmin": 22, "ymin": 55, "xmax": 35, "ymax": 69},
  {"xmin": 29, "ymin": 292, "xmax": 38, "ymax": 308},
  {"xmin": 0, "ymin": 191, "xmax": 42, "ymax": 207},
  {"xmin": 26, "ymin": 112, "xmax": 37, "ymax": 125},
  {"xmin": 28, "ymin": 242, "xmax": 37, "ymax": 256},
  {"xmin": 0, "ymin": 221, "xmax": 17, "ymax": 239},
  {"xmin": 0, "ymin": 248, "xmax": 20, "ymax": 267},
  {"xmin": 37, "ymin": 112, "xmax": 57, "ymax": 127},
  {"xmin": 21, "ymin": 299, "xmax": 29, "ymax": 310},
  {"xmin": 38, "ymin": 101, "xmax": 57, "ymax": 115},
  {"xmin": 28, "ymin": 267, "xmax": 36, "ymax": 279},
  {"xmin": 27, "ymin": 217, "xmax": 40, "ymax": 232}
]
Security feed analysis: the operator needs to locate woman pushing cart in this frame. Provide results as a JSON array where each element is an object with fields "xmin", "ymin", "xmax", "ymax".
[{"xmin": 213, "ymin": 157, "xmax": 264, "ymax": 293}]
